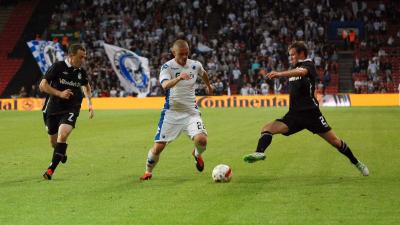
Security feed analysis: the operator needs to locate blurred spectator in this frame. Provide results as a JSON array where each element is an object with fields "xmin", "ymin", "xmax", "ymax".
[
  {"xmin": 213, "ymin": 78, "xmax": 224, "ymax": 95},
  {"xmin": 367, "ymin": 80, "xmax": 374, "ymax": 93},
  {"xmin": 273, "ymin": 79, "xmax": 282, "ymax": 95},
  {"xmin": 240, "ymin": 83, "xmax": 249, "ymax": 96},
  {"xmin": 260, "ymin": 81, "xmax": 269, "ymax": 95},
  {"xmin": 354, "ymin": 78, "xmax": 362, "ymax": 93},
  {"xmin": 314, "ymin": 54, "xmax": 322, "ymax": 69},
  {"xmin": 323, "ymin": 69, "xmax": 331, "ymax": 94},
  {"xmin": 353, "ymin": 57, "xmax": 361, "ymax": 73},
  {"xmin": 317, "ymin": 81, "xmax": 324, "ymax": 95},
  {"xmin": 367, "ymin": 59, "xmax": 378, "ymax": 80},
  {"xmin": 360, "ymin": 57, "xmax": 368, "ymax": 73},
  {"xmin": 349, "ymin": 30, "xmax": 357, "ymax": 49},
  {"xmin": 29, "ymin": 84, "xmax": 40, "ymax": 98},
  {"xmin": 342, "ymin": 29, "xmax": 349, "ymax": 49},
  {"xmin": 61, "ymin": 35, "xmax": 69, "ymax": 52},
  {"xmin": 110, "ymin": 87, "xmax": 117, "ymax": 97},
  {"xmin": 381, "ymin": 59, "xmax": 393, "ymax": 83},
  {"xmin": 247, "ymin": 84, "xmax": 256, "ymax": 95},
  {"xmin": 18, "ymin": 87, "xmax": 28, "ymax": 98},
  {"xmin": 232, "ymin": 67, "xmax": 241, "ymax": 84},
  {"xmin": 387, "ymin": 36, "xmax": 394, "ymax": 46},
  {"xmin": 149, "ymin": 76, "xmax": 158, "ymax": 95}
]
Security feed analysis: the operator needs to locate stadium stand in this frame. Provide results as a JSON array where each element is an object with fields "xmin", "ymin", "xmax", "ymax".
[
  {"xmin": 0, "ymin": 0, "xmax": 399, "ymax": 97},
  {"xmin": 351, "ymin": 0, "xmax": 400, "ymax": 93},
  {"xmin": 0, "ymin": 0, "xmax": 39, "ymax": 96}
]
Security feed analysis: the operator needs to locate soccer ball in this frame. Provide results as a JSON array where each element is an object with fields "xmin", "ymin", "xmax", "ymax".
[{"xmin": 212, "ymin": 164, "xmax": 232, "ymax": 182}]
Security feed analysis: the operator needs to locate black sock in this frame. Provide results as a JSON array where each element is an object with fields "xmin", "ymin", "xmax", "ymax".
[
  {"xmin": 48, "ymin": 143, "xmax": 67, "ymax": 171},
  {"xmin": 337, "ymin": 140, "xmax": 358, "ymax": 165},
  {"xmin": 256, "ymin": 131, "xmax": 273, "ymax": 153}
]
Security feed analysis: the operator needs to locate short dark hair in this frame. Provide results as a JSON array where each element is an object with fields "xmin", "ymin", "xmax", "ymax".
[
  {"xmin": 68, "ymin": 43, "xmax": 86, "ymax": 55},
  {"xmin": 289, "ymin": 41, "xmax": 308, "ymax": 56}
]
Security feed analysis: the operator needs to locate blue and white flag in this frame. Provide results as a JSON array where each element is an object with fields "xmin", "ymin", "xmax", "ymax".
[
  {"xmin": 103, "ymin": 43, "xmax": 150, "ymax": 97},
  {"xmin": 26, "ymin": 40, "xmax": 65, "ymax": 75}
]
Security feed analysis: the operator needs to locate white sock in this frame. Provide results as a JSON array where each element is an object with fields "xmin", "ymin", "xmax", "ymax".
[
  {"xmin": 194, "ymin": 144, "xmax": 206, "ymax": 157},
  {"xmin": 146, "ymin": 150, "xmax": 159, "ymax": 173}
]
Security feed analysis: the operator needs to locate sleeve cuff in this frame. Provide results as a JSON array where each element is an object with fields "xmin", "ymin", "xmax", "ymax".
[{"xmin": 160, "ymin": 79, "xmax": 169, "ymax": 84}]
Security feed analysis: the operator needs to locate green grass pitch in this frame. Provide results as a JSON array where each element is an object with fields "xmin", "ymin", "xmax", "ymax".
[{"xmin": 0, "ymin": 107, "xmax": 399, "ymax": 225}]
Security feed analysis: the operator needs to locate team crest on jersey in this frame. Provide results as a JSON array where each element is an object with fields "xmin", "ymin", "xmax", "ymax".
[
  {"xmin": 77, "ymin": 72, "xmax": 82, "ymax": 80},
  {"xmin": 192, "ymin": 65, "xmax": 196, "ymax": 70},
  {"xmin": 161, "ymin": 64, "xmax": 169, "ymax": 71},
  {"xmin": 113, "ymin": 50, "xmax": 149, "ymax": 90}
]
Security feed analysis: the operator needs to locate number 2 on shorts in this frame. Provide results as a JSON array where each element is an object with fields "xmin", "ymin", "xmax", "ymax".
[
  {"xmin": 68, "ymin": 113, "xmax": 75, "ymax": 122},
  {"xmin": 319, "ymin": 116, "xmax": 327, "ymax": 127},
  {"xmin": 197, "ymin": 121, "xmax": 205, "ymax": 130}
]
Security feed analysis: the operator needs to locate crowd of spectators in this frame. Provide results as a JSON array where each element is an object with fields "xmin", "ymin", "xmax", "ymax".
[
  {"xmin": 352, "ymin": 48, "xmax": 399, "ymax": 93},
  {"xmin": 34, "ymin": 0, "xmax": 343, "ymax": 97},
  {"xmin": 18, "ymin": 0, "xmax": 400, "ymax": 98},
  {"xmin": 351, "ymin": 0, "xmax": 400, "ymax": 93}
]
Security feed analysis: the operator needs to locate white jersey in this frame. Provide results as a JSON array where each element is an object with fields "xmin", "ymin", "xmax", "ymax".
[
  {"xmin": 154, "ymin": 59, "xmax": 208, "ymax": 141},
  {"xmin": 159, "ymin": 58, "xmax": 205, "ymax": 112}
]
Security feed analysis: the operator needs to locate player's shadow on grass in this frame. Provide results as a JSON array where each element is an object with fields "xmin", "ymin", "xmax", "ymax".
[
  {"xmin": 0, "ymin": 175, "xmax": 67, "ymax": 188},
  {"xmin": 88, "ymin": 173, "xmax": 199, "ymax": 193},
  {"xmin": 237, "ymin": 175, "xmax": 365, "ymax": 186}
]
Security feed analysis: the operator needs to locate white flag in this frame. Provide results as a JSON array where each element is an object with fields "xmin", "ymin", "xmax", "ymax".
[
  {"xmin": 103, "ymin": 43, "xmax": 150, "ymax": 97},
  {"xmin": 197, "ymin": 42, "xmax": 213, "ymax": 52}
]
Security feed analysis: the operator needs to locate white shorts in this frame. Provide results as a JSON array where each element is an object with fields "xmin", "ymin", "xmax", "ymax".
[{"xmin": 154, "ymin": 110, "xmax": 207, "ymax": 142}]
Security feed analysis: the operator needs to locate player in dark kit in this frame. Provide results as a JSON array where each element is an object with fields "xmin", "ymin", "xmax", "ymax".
[
  {"xmin": 40, "ymin": 44, "xmax": 94, "ymax": 180},
  {"xmin": 243, "ymin": 41, "xmax": 369, "ymax": 176}
]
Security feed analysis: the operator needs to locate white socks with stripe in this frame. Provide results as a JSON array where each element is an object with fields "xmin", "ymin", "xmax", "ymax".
[{"xmin": 146, "ymin": 150, "xmax": 160, "ymax": 173}]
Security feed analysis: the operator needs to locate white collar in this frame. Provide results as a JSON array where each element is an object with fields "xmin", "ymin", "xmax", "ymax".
[
  {"xmin": 298, "ymin": 58, "xmax": 312, "ymax": 62},
  {"xmin": 174, "ymin": 58, "xmax": 188, "ymax": 67},
  {"xmin": 65, "ymin": 58, "xmax": 72, "ymax": 68}
]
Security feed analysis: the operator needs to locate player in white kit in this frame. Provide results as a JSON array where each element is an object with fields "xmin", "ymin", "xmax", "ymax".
[{"xmin": 140, "ymin": 40, "xmax": 213, "ymax": 180}]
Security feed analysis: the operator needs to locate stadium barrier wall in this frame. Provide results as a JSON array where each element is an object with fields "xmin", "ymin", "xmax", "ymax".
[
  {"xmin": 0, "ymin": 94, "xmax": 398, "ymax": 111},
  {"xmin": 348, "ymin": 94, "xmax": 399, "ymax": 106}
]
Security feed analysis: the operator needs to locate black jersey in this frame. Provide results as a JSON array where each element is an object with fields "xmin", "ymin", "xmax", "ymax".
[
  {"xmin": 288, "ymin": 59, "xmax": 319, "ymax": 111},
  {"xmin": 42, "ymin": 60, "xmax": 88, "ymax": 115}
]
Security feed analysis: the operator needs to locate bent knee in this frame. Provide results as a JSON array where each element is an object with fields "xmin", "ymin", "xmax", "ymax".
[
  {"xmin": 261, "ymin": 126, "xmax": 273, "ymax": 134},
  {"xmin": 57, "ymin": 132, "xmax": 69, "ymax": 142},
  {"xmin": 261, "ymin": 121, "xmax": 289, "ymax": 135}
]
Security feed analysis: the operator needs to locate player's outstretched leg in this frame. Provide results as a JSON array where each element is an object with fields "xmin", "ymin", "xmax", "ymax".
[
  {"xmin": 319, "ymin": 130, "xmax": 369, "ymax": 176},
  {"xmin": 243, "ymin": 131, "xmax": 270, "ymax": 163},
  {"xmin": 192, "ymin": 134, "xmax": 207, "ymax": 172},
  {"xmin": 244, "ymin": 121, "xmax": 288, "ymax": 163},
  {"xmin": 140, "ymin": 142, "xmax": 166, "ymax": 180}
]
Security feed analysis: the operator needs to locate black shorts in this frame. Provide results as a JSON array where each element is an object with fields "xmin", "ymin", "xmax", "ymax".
[
  {"xmin": 43, "ymin": 112, "xmax": 79, "ymax": 135},
  {"xmin": 276, "ymin": 109, "xmax": 331, "ymax": 136}
]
